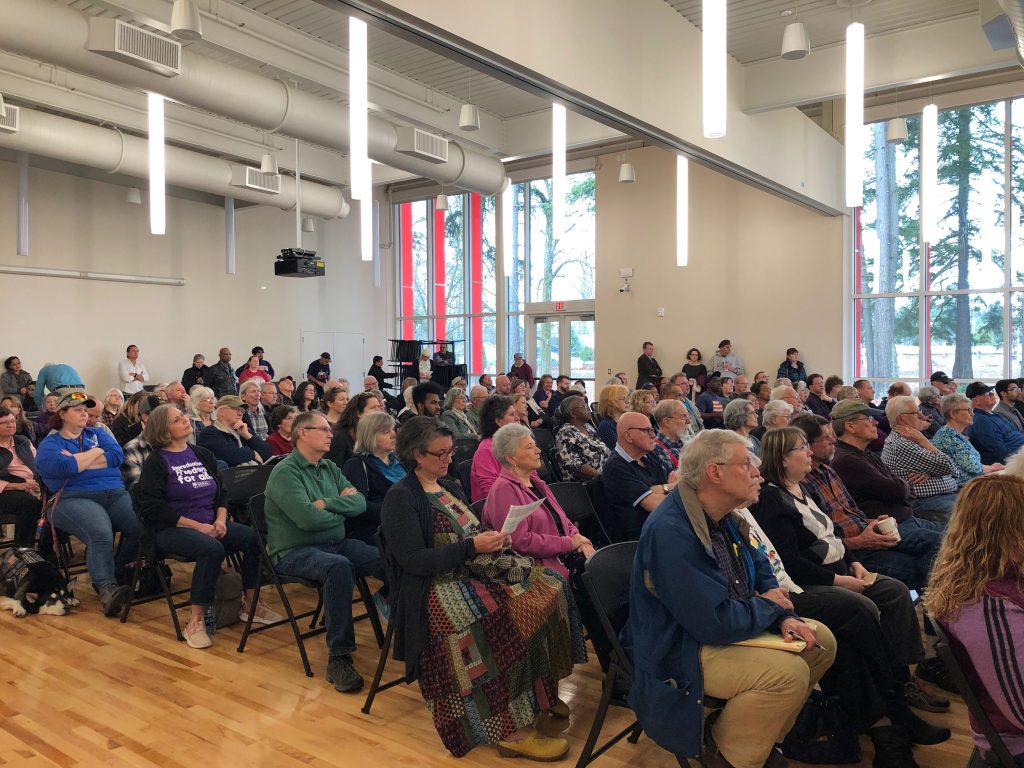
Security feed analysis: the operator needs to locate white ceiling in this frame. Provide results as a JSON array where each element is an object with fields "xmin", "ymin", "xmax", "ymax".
[{"xmin": 667, "ymin": 0, "xmax": 981, "ymax": 64}]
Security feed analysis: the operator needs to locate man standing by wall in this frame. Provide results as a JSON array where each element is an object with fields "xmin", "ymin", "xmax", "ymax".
[
  {"xmin": 636, "ymin": 341, "xmax": 662, "ymax": 389},
  {"xmin": 118, "ymin": 345, "xmax": 148, "ymax": 396}
]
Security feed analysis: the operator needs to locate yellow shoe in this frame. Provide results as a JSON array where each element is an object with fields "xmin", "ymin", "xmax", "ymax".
[{"xmin": 496, "ymin": 731, "xmax": 570, "ymax": 762}]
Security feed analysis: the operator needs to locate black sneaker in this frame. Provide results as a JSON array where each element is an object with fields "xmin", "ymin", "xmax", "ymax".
[
  {"xmin": 326, "ymin": 654, "xmax": 364, "ymax": 693},
  {"xmin": 894, "ymin": 707, "xmax": 951, "ymax": 745},
  {"xmin": 904, "ymin": 680, "xmax": 950, "ymax": 713},
  {"xmin": 869, "ymin": 725, "xmax": 918, "ymax": 768},
  {"xmin": 99, "ymin": 584, "xmax": 132, "ymax": 617},
  {"xmin": 915, "ymin": 657, "xmax": 958, "ymax": 694}
]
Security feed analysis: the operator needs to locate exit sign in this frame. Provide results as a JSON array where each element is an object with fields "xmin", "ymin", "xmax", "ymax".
[{"xmin": 555, "ymin": 301, "xmax": 565, "ymax": 311}]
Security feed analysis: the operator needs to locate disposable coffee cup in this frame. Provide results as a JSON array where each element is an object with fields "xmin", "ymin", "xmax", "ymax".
[{"xmin": 874, "ymin": 517, "xmax": 900, "ymax": 541}]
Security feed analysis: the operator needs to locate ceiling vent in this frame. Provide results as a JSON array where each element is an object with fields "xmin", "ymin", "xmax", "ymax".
[
  {"xmin": 230, "ymin": 165, "xmax": 282, "ymax": 194},
  {"xmin": 395, "ymin": 126, "xmax": 449, "ymax": 163},
  {"xmin": 87, "ymin": 18, "xmax": 181, "ymax": 77},
  {"xmin": 0, "ymin": 104, "xmax": 19, "ymax": 134}
]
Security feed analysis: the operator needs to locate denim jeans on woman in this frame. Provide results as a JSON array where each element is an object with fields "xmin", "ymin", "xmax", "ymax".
[
  {"xmin": 155, "ymin": 521, "xmax": 261, "ymax": 606},
  {"xmin": 50, "ymin": 489, "xmax": 141, "ymax": 589}
]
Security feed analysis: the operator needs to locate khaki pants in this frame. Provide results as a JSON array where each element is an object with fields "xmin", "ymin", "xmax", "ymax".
[{"xmin": 700, "ymin": 622, "xmax": 837, "ymax": 768}]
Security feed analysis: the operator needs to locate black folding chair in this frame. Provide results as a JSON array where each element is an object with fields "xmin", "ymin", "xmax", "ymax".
[
  {"xmin": 587, "ymin": 477, "xmax": 626, "ymax": 544},
  {"xmin": 456, "ymin": 459, "xmax": 473, "ymax": 496},
  {"xmin": 548, "ymin": 481, "xmax": 611, "ymax": 547},
  {"xmin": 577, "ymin": 542, "xmax": 643, "ymax": 768},
  {"xmin": 470, "ymin": 499, "xmax": 486, "ymax": 516},
  {"xmin": 533, "ymin": 427, "xmax": 556, "ymax": 454},
  {"xmin": 934, "ymin": 621, "xmax": 1018, "ymax": 768},
  {"xmin": 361, "ymin": 528, "xmax": 409, "ymax": 714},
  {"xmin": 220, "ymin": 462, "xmax": 277, "ymax": 523},
  {"xmin": 452, "ymin": 437, "xmax": 480, "ymax": 466}
]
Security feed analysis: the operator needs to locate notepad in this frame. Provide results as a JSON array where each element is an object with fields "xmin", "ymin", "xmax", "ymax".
[{"xmin": 734, "ymin": 620, "xmax": 820, "ymax": 653}]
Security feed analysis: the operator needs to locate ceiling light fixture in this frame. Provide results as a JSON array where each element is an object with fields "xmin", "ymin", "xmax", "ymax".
[
  {"xmin": 702, "ymin": 0, "xmax": 727, "ymax": 138},
  {"xmin": 781, "ymin": 9, "xmax": 810, "ymax": 60},
  {"xmin": 618, "ymin": 161, "xmax": 636, "ymax": 183},
  {"xmin": 126, "ymin": 186, "xmax": 142, "ymax": 205},
  {"xmin": 170, "ymin": 0, "xmax": 203, "ymax": 41},
  {"xmin": 921, "ymin": 102, "xmax": 938, "ymax": 244},
  {"xmin": 459, "ymin": 72, "xmax": 480, "ymax": 131},
  {"xmin": 436, "ymin": 192, "xmax": 449, "ymax": 212},
  {"xmin": 148, "ymin": 92, "xmax": 166, "ymax": 235},
  {"xmin": 302, "ymin": 215, "xmax": 315, "ymax": 232},
  {"xmin": 260, "ymin": 151, "xmax": 278, "ymax": 175},
  {"xmin": 886, "ymin": 118, "xmax": 908, "ymax": 144},
  {"xmin": 349, "ymin": 16, "xmax": 372, "ymax": 261},
  {"xmin": 676, "ymin": 155, "xmax": 689, "ymax": 267},
  {"xmin": 552, "ymin": 103, "xmax": 566, "ymax": 247},
  {"xmin": 844, "ymin": 21, "xmax": 864, "ymax": 208}
]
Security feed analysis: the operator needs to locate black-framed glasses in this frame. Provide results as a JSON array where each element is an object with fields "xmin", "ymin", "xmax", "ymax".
[
  {"xmin": 301, "ymin": 426, "xmax": 332, "ymax": 434},
  {"xmin": 626, "ymin": 427, "xmax": 656, "ymax": 437}
]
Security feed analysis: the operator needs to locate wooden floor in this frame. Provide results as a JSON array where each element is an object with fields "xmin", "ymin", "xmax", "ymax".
[{"xmin": 0, "ymin": 565, "xmax": 975, "ymax": 768}]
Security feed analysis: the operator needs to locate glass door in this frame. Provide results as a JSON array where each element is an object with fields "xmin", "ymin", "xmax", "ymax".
[{"xmin": 529, "ymin": 314, "xmax": 595, "ymax": 399}]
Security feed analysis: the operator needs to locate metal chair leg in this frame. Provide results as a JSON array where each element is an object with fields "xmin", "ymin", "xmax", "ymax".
[{"xmin": 361, "ymin": 619, "xmax": 396, "ymax": 715}]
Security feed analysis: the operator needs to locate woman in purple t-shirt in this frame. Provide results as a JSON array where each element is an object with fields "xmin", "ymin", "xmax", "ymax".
[{"xmin": 136, "ymin": 405, "xmax": 283, "ymax": 649}]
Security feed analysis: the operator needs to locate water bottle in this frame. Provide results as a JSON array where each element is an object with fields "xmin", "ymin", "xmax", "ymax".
[{"xmin": 204, "ymin": 604, "xmax": 217, "ymax": 637}]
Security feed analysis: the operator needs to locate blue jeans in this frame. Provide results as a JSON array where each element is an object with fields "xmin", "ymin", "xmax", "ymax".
[
  {"xmin": 855, "ymin": 517, "xmax": 945, "ymax": 592},
  {"xmin": 910, "ymin": 493, "xmax": 957, "ymax": 523},
  {"xmin": 156, "ymin": 522, "xmax": 261, "ymax": 606},
  {"xmin": 51, "ymin": 489, "xmax": 140, "ymax": 589},
  {"xmin": 274, "ymin": 539, "xmax": 384, "ymax": 657}
]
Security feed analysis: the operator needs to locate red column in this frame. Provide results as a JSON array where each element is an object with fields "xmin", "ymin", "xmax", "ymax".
[
  {"xmin": 434, "ymin": 207, "xmax": 446, "ymax": 340},
  {"xmin": 400, "ymin": 203, "xmax": 413, "ymax": 339},
  {"xmin": 470, "ymin": 193, "xmax": 483, "ymax": 373}
]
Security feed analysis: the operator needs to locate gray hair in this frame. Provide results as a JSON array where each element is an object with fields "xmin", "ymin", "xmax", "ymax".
[
  {"xmin": 354, "ymin": 411, "xmax": 396, "ymax": 454},
  {"xmin": 884, "ymin": 395, "xmax": 918, "ymax": 424},
  {"xmin": 794, "ymin": 380, "xmax": 808, "ymax": 393},
  {"xmin": 773, "ymin": 378, "xmax": 791, "ymax": 389},
  {"xmin": 770, "ymin": 385, "xmax": 796, "ymax": 401},
  {"xmin": 723, "ymin": 398, "xmax": 754, "ymax": 431},
  {"xmin": 679, "ymin": 429, "xmax": 750, "ymax": 489},
  {"xmin": 187, "ymin": 386, "xmax": 215, "ymax": 420},
  {"xmin": 443, "ymin": 386, "xmax": 467, "ymax": 410},
  {"xmin": 941, "ymin": 392, "xmax": 970, "ymax": 419},
  {"xmin": 469, "ymin": 385, "xmax": 488, "ymax": 401},
  {"xmin": 1005, "ymin": 447, "xmax": 1024, "ymax": 479},
  {"xmin": 835, "ymin": 385, "xmax": 859, "ymax": 401},
  {"xmin": 762, "ymin": 400, "xmax": 794, "ymax": 426},
  {"xmin": 653, "ymin": 398, "xmax": 684, "ymax": 425},
  {"xmin": 918, "ymin": 386, "xmax": 940, "ymax": 404},
  {"xmin": 492, "ymin": 423, "xmax": 534, "ymax": 466},
  {"xmin": 239, "ymin": 379, "xmax": 262, "ymax": 398}
]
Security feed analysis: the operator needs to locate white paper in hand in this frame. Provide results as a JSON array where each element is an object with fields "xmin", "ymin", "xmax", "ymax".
[{"xmin": 500, "ymin": 498, "xmax": 546, "ymax": 534}]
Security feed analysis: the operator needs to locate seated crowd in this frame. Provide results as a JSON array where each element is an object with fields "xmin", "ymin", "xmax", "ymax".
[{"xmin": 5, "ymin": 339, "xmax": 1024, "ymax": 768}]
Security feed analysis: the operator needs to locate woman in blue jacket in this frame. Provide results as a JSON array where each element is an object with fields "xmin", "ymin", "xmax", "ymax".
[{"xmin": 35, "ymin": 390, "xmax": 140, "ymax": 616}]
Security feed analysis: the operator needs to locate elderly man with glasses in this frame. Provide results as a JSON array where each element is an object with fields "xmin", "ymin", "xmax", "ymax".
[
  {"xmin": 622, "ymin": 429, "xmax": 835, "ymax": 768},
  {"xmin": 965, "ymin": 381, "xmax": 1024, "ymax": 465},
  {"xmin": 599, "ymin": 411, "xmax": 678, "ymax": 541},
  {"xmin": 649, "ymin": 398, "xmax": 690, "ymax": 476},
  {"xmin": 264, "ymin": 410, "xmax": 385, "ymax": 694},
  {"xmin": 879, "ymin": 395, "xmax": 959, "ymax": 523}
]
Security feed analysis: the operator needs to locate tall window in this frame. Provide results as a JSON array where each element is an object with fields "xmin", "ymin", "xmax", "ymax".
[
  {"xmin": 397, "ymin": 194, "xmax": 497, "ymax": 378},
  {"xmin": 397, "ymin": 170, "xmax": 596, "ymax": 379},
  {"xmin": 855, "ymin": 98, "xmax": 1023, "ymax": 388}
]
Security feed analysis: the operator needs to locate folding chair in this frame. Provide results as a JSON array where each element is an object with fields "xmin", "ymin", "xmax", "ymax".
[
  {"xmin": 457, "ymin": 459, "xmax": 474, "ymax": 496},
  {"xmin": 577, "ymin": 542, "xmax": 643, "ymax": 768},
  {"xmin": 220, "ymin": 462, "xmax": 277, "ymax": 522},
  {"xmin": 361, "ymin": 528, "xmax": 409, "ymax": 714},
  {"xmin": 934, "ymin": 621, "xmax": 1018, "ymax": 768},
  {"xmin": 548, "ymin": 481, "xmax": 611, "ymax": 547},
  {"xmin": 587, "ymin": 477, "xmax": 627, "ymax": 544},
  {"xmin": 533, "ymin": 427, "xmax": 556, "ymax": 454},
  {"xmin": 449, "ymin": 438, "xmax": 480, "ymax": 479},
  {"xmin": 237, "ymin": 494, "xmax": 383, "ymax": 677}
]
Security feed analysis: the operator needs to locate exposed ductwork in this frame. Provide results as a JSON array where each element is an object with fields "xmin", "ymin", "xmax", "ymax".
[
  {"xmin": 0, "ymin": 105, "xmax": 350, "ymax": 219},
  {"xmin": 0, "ymin": 0, "xmax": 508, "ymax": 195},
  {"xmin": 996, "ymin": 0, "xmax": 1024, "ymax": 66}
]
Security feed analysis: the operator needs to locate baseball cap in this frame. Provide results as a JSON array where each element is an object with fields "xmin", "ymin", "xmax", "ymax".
[
  {"xmin": 513, "ymin": 352, "xmax": 523, "ymax": 360},
  {"xmin": 320, "ymin": 352, "xmax": 332, "ymax": 361},
  {"xmin": 830, "ymin": 399, "xmax": 869, "ymax": 423},
  {"xmin": 216, "ymin": 395, "xmax": 244, "ymax": 409},
  {"xmin": 965, "ymin": 381, "xmax": 995, "ymax": 399},
  {"xmin": 55, "ymin": 390, "xmax": 96, "ymax": 410},
  {"xmin": 929, "ymin": 371, "xmax": 952, "ymax": 385}
]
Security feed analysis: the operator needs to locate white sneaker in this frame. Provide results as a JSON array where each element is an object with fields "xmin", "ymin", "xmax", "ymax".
[
  {"xmin": 184, "ymin": 620, "xmax": 212, "ymax": 649},
  {"xmin": 239, "ymin": 602, "xmax": 284, "ymax": 625}
]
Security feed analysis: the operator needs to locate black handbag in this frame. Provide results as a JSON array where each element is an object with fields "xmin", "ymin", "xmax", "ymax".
[{"xmin": 781, "ymin": 690, "xmax": 861, "ymax": 764}]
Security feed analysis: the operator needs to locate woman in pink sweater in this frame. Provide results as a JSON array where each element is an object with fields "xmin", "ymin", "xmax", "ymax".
[{"xmin": 482, "ymin": 423, "xmax": 593, "ymax": 579}]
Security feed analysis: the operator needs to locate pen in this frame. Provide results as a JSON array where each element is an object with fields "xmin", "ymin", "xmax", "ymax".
[{"xmin": 787, "ymin": 629, "xmax": 828, "ymax": 651}]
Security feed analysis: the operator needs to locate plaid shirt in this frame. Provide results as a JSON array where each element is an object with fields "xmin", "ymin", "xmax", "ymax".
[
  {"xmin": 121, "ymin": 434, "xmax": 153, "ymax": 489},
  {"xmin": 880, "ymin": 431, "xmax": 957, "ymax": 498},
  {"xmin": 247, "ymin": 404, "xmax": 269, "ymax": 441},
  {"xmin": 804, "ymin": 463, "xmax": 867, "ymax": 541},
  {"xmin": 649, "ymin": 431, "xmax": 683, "ymax": 477},
  {"xmin": 707, "ymin": 514, "xmax": 751, "ymax": 600}
]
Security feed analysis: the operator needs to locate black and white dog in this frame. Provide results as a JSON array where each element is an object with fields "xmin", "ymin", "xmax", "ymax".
[{"xmin": 0, "ymin": 547, "xmax": 78, "ymax": 617}]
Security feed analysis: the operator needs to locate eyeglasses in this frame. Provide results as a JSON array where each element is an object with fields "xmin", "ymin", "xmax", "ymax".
[
  {"xmin": 422, "ymin": 447, "xmax": 457, "ymax": 460},
  {"xmin": 848, "ymin": 415, "xmax": 877, "ymax": 424},
  {"xmin": 787, "ymin": 442, "xmax": 810, "ymax": 453},
  {"xmin": 626, "ymin": 427, "xmax": 656, "ymax": 437},
  {"xmin": 301, "ymin": 426, "xmax": 332, "ymax": 434}
]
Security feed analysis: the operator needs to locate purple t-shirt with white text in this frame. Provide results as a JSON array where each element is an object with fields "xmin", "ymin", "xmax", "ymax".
[{"xmin": 160, "ymin": 446, "xmax": 217, "ymax": 524}]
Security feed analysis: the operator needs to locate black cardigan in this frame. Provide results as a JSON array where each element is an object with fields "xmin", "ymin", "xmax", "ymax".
[
  {"xmin": 136, "ymin": 445, "xmax": 226, "ymax": 530},
  {"xmin": 342, "ymin": 453, "xmax": 395, "ymax": 523},
  {"xmin": 380, "ymin": 471, "xmax": 476, "ymax": 680},
  {"xmin": 748, "ymin": 482, "xmax": 854, "ymax": 588},
  {"xmin": 0, "ymin": 434, "xmax": 38, "ymax": 482}
]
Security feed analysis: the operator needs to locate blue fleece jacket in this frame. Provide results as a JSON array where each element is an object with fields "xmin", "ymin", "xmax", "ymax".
[{"xmin": 35, "ymin": 427, "xmax": 125, "ymax": 493}]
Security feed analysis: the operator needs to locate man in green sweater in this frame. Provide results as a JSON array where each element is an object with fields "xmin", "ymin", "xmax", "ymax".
[{"xmin": 264, "ymin": 411, "xmax": 384, "ymax": 693}]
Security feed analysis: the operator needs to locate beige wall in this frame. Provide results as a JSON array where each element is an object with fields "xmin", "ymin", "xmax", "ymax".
[
  {"xmin": 595, "ymin": 146, "xmax": 845, "ymax": 386},
  {"xmin": 0, "ymin": 160, "xmax": 392, "ymax": 395}
]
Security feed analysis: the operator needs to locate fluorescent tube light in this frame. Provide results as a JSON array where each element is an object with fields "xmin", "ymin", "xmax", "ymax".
[
  {"xmin": 148, "ymin": 92, "xmax": 166, "ymax": 235},
  {"xmin": 349, "ymin": 17, "xmax": 368, "ymax": 199},
  {"xmin": 676, "ymin": 155, "xmax": 689, "ymax": 267},
  {"xmin": 552, "ymin": 103, "xmax": 566, "ymax": 248},
  {"xmin": 844, "ymin": 22, "xmax": 864, "ymax": 208},
  {"xmin": 702, "ymin": 0, "xmax": 727, "ymax": 138},
  {"xmin": 921, "ymin": 103, "xmax": 938, "ymax": 244},
  {"xmin": 0, "ymin": 264, "xmax": 184, "ymax": 286},
  {"xmin": 502, "ymin": 182, "xmax": 513, "ymax": 275}
]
